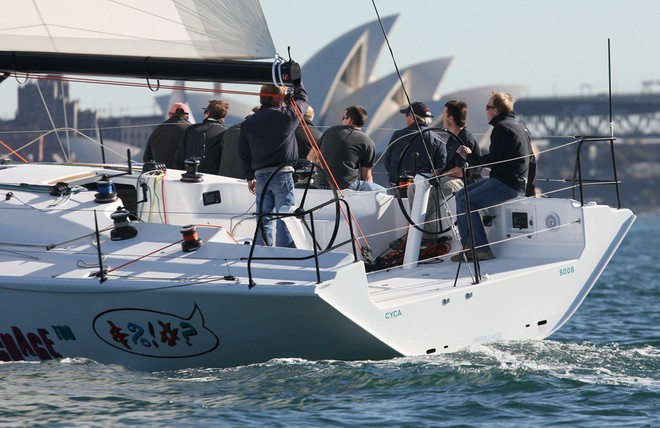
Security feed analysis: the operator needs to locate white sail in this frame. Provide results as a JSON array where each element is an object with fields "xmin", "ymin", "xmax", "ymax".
[{"xmin": 0, "ymin": 0, "xmax": 275, "ymax": 60}]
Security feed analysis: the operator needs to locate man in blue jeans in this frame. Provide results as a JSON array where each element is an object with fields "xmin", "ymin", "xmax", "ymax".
[
  {"xmin": 451, "ymin": 91, "xmax": 534, "ymax": 261},
  {"xmin": 239, "ymin": 82, "xmax": 309, "ymax": 247}
]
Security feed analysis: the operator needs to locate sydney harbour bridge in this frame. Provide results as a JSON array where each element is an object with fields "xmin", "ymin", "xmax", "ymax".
[
  {"xmin": 516, "ymin": 92, "xmax": 660, "ymax": 143},
  {"xmin": 513, "ymin": 91, "xmax": 660, "ymax": 211}
]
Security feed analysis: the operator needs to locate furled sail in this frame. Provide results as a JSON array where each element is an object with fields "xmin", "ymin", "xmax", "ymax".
[{"xmin": 0, "ymin": 0, "xmax": 300, "ymax": 85}]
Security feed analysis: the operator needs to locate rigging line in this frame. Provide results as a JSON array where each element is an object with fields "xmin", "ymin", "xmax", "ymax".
[
  {"xmin": 109, "ymin": 0, "xmax": 231, "ymax": 40},
  {"xmin": 31, "ymin": 0, "xmax": 57, "ymax": 53},
  {"xmin": 21, "ymin": 73, "xmax": 262, "ymax": 98},
  {"xmin": 289, "ymin": 101, "xmax": 353, "ymax": 223},
  {"xmin": 0, "ymin": 139, "xmax": 28, "ymax": 163},
  {"xmin": 49, "ymin": 226, "xmax": 114, "ymax": 250},
  {"xmin": 107, "ymin": 239, "xmax": 183, "ymax": 273},
  {"xmin": 59, "ymin": 79, "xmax": 71, "ymax": 160},
  {"xmin": 34, "ymin": 80, "xmax": 68, "ymax": 162},
  {"xmin": 8, "ymin": 127, "xmax": 129, "ymax": 161},
  {"xmin": 377, "ymin": 129, "xmax": 438, "ymax": 169},
  {"xmin": 292, "ymin": 102, "xmax": 341, "ymax": 193},
  {"xmin": 290, "ymin": 101, "xmax": 372, "ymax": 250},
  {"xmin": 370, "ymin": 0, "xmax": 437, "ymax": 173},
  {"xmin": 229, "ymin": 201, "xmax": 256, "ymax": 237},
  {"xmin": 0, "ymin": 248, "xmax": 40, "ymax": 260},
  {"xmin": 2, "ymin": 191, "xmax": 60, "ymax": 213},
  {"xmin": 0, "ymin": 274, "xmax": 235, "ymax": 295},
  {"xmin": 449, "ymin": 142, "xmax": 538, "ymax": 172},
  {"xmin": 371, "ymin": 0, "xmax": 411, "ymax": 112}
]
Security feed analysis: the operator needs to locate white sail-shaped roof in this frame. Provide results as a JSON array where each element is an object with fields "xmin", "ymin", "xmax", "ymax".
[
  {"xmin": 301, "ymin": 15, "xmax": 398, "ymax": 118},
  {"xmin": 0, "ymin": 0, "xmax": 275, "ymax": 60},
  {"xmin": 340, "ymin": 57, "xmax": 453, "ymax": 154}
]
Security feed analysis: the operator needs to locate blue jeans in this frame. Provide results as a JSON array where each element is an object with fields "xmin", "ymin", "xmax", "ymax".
[
  {"xmin": 455, "ymin": 178, "xmax": 522, "ymax": 253},
  {"xmin": 255, "ymin": 171, "xmax": 296, "ymax": 247},
  {"xmin": 348, "ymin": 179, "xmax": 387, "ymax": 193}
]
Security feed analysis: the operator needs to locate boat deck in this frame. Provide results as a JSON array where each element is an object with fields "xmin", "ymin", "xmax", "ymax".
[
  {"xmin": 0, "ymin": 214, "xmax": 569, "ymax": 311},
  {"xmin": 365, "ymin": 256, "xmax": 567, "ymax": 307}
]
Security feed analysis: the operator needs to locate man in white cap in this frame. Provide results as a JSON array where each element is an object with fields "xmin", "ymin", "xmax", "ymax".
[{"xmin": 143, "ymin": 102, "xmax": 191, "ymax": 168}]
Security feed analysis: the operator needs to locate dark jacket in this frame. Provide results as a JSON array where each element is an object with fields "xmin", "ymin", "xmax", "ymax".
[
  {"xmin": 467, "ymin": 111, "xmax": 532, "ymax": 193},
  {"xmin": 217, "ymin": 123, "xmax": 245, "ymax": 179},
  {"xmin": 384, "ymin": 126, "xmax": 447, "ymax": 184},
  {"xmin": 173, "ymin": 118, "xmax": 226, "ymax": 173},
  {"xmin": 295, "ymin": 118, "xmax": 323, "ymax": 160},
  {"xmin": 143, "ymin": 115, "xmax": 190, "ymax": 168},
  {"xmin": 443, "ymin": 127, "xmax": 483, "ymax": 183},
  {"xmin": 238, "ymin": 84, "xmax": 309, "ymax": 180}
]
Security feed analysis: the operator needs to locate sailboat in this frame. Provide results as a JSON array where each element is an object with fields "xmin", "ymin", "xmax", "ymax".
[{"xmin": 0, "ymin": 0, "xmax": 635, "ymax": 370}]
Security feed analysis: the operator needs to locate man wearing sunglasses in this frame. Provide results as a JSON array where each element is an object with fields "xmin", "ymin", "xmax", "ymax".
[{"xmin": 451, "ymin": 92, "xmax": 534, "ymax": 262}]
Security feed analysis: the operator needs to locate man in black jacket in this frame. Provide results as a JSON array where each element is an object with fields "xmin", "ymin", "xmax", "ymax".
[
  {"xmin": 173, "ymin": 100, "xmax": 229, "ymax": 173},
  {"xmin": 452, "ymin": 92, "xmax": 534, "ymax": 261},
  {"xmin": 143, "ymin": 102, "xmax": 191, "ymax": 168}
]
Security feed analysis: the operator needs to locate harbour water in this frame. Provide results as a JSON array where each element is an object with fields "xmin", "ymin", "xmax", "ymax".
[{"xmin": 1, "ymin": 214, "xmax": 658, "ymax": 427}]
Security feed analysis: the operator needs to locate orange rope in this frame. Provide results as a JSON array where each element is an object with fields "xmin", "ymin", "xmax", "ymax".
[
  {"xmin": 0, "ymin": 140, "xmax": 29, "ymax": 163},
  {"xmin": 293, "ymin": 105, "xmax": 342, "ymax": 193},
  {"xmin": 108, "ymin": 224, "xmax": 239, "ymax": 274},
  {"xmin": 290, "ymin": 100, "xmax": 372, "ymax": 251},
  {"xmin": 107, "ymin": 239, "xmax": 183, "ymax": 273}
]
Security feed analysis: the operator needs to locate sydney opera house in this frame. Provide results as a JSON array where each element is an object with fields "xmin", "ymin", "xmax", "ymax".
[{"xmin": 158, "ymin": 15, "xmax": 527, "ymax": 159}]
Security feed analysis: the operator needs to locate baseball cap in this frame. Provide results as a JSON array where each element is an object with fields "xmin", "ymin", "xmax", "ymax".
[
  {"xmin": 400, "ymin": 101, "xmax": 433, "ymax": 118},
  {"xmin": 168, "ymin": 102, "xmax": 190, "ymax": 115}
]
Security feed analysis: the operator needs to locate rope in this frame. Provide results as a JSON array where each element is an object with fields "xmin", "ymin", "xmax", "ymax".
[
  {"xmin": 0, "ymin": 140, "xmax": 29, "ymax": 163},
  {"xmin": 369, "ymin": 0, "xmax": 437, "ymax": 174},
  {"xmin": 35, "ymin": 81, "xmax": 68, "ymax": 162},
  {"xmin": 107, "ymin": 239, "xmax": 182, "ymax": 273},
  {"xmin": 289, "ymin": 100, "xmax": 372, "ymax": 251},
  {"xmin": 12, "ymin": 73, "xmax": 262, "ymax": 98}
]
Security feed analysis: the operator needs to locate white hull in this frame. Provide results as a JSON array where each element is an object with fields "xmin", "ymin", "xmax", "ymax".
[{"xmin": 0, "ymin": 164, "xmax": 635, "ymax": 370}]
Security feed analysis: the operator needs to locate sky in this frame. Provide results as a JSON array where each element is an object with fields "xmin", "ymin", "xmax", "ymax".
[{"xmin": 1, "ymin": 0, "xmax": 659, "ymax": 119}]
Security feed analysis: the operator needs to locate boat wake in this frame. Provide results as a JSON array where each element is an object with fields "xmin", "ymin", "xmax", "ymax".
[
  {"xmin": 431, "ymin": 340, "xmax": 660, "ymax": 388},
  {"xmin": 150, "ymin": 340, "xmax": 660, "ymax": 390}
]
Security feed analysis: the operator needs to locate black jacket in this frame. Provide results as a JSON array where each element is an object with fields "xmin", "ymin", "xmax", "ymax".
[
  {"xmin": 467, "ymin": 111, "xmax": 533, "ymax": 193},
  {"xmin": 173, "ymin": 118, "xmax": 226, "ymax": 174},
  {"xmin": 295, "ymin": 118, "xmax": 323, "ymax": 160},
  {"xmin": 238, "ymin": 84, "xmax": 309, "ymax": 180},
  {"xmin": 143, "ymin": 115, "xmax": 190, "ymax": 168},
  {"xmin": 217, "ymin": 123, "xmax": 245, "ymax": 179},
  {"xmin": 384, "ymin": 126, "xmax": 447, "ymax": 184}
]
